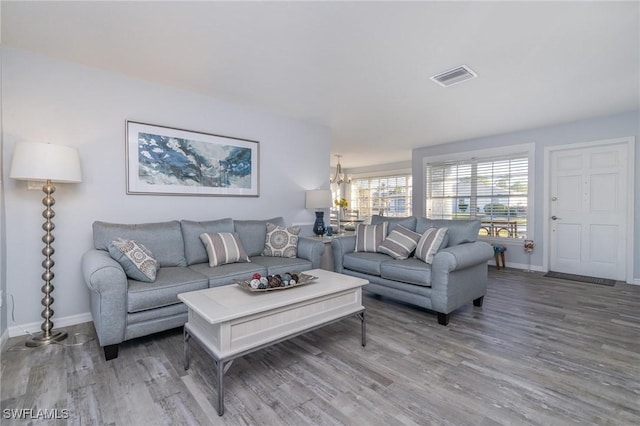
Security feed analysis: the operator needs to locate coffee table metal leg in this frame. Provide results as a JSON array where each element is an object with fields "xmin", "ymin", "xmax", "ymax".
[
  {"xmin": 215, "ymin": 359, "xmax": 235, "ymax": 416},
  {"xmin": 358, "ymin": 311, "xmax": 366, "ymax": 347},
  {"xmin": 184, "ymin": 328, "xmax": 191, "ymax": 371},
  {"xmin": 216, "ymin": 359, "xmax": 225, "ymax": 415}
]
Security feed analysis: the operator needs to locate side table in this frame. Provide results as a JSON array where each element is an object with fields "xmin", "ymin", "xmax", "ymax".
[{"xmin": 320, "ymin": 236, "xmax": 334, "ymax": 271}]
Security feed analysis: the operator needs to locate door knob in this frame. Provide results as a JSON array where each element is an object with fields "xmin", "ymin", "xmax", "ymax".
[{"xmin": 551, "ymin": 215, "xmax": 561, "ymax": 220}]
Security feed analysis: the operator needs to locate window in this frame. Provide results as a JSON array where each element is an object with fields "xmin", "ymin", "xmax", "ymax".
[
  {"xmin": 425, "ymin": 153, "xmax": 529, "ymax": 239},
  {"xmin": 350, "ymin": 174, "xmax": 412, "ymax": 220}
]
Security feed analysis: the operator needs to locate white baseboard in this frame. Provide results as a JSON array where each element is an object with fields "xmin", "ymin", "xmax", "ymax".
[
  {"xmin": 632, "ymin": 278, "xmax": 640, "ymax": 286},
  {"xmin": 8, "ymin": 312, "xmax": 93, "ymax": 338},
  {"xmin": 489, "ymin": 260, "xmax": 545, "ymax": 272}
]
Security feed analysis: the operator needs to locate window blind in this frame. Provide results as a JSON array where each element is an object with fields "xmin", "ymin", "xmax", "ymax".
[
  {"xmin": 425, "ymin": 154, "xmax": 528, "ymax": 239},
  {"xmin": 350, "ymin": 174, "xmax": 412, "ymax": 220}
]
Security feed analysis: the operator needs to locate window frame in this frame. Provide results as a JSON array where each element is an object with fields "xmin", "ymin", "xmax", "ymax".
[{"xmin": 422, "ymin": 144, "xmax": 535, "ymax": 242}]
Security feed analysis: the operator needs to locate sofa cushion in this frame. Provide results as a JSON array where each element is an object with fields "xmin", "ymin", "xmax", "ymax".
[
  {"xmin": 415, "ymin": 227, "xmax": 448, "ymax": 264},
  {"xmin": 371, "ymin": 215, "xmax": 417, "ymax": 234},
  {"xmin": 262, "ymin": 223, "xmax": 300, "ymax": 258},
  {"xmin": 234, "ymin": 217, "xmax": 286, "ymax": 257},
  {"xmin": 108, "ymin": 238, "xmax": 159, "ymax": 282},
  {"xmin": 250, "ymin": 256, "xmax": 313, "ymax": 276},
  {"xmin": 343, "ymin": 252, "xmax": 391, "ymax": 276},
  {"xmin": 200, "ymin": 232, "xmax": 250, "ymax": 267},
  {"xmin": 189, "ymin": 262, "xmax": 267, "ymax": 288},
  {"xmin": 93, "ymin": 220, "xmax": 187, "ymax": 267},
  {"xmin": 416, "ymin": 218, "xmax": 479, "ymax": 247},
  {"xmin": 355, "ymin": 222, "xmax": 388, "ymax": 253},
  {"xmin": 380, "ymin": 258, "xmax": 433, "ymax": 287},
  {"xmin": 181, "ymin": 218, "xmax": 234, "ymax": 265},
  {"xmin": 377, "ymin": 225, "xmax": 421, "ymax": 260},
  {"xmin": 126, "ymin": 301, "xmax": 187, "ymax": 326},
  {"xmin": 127, "ymin": 266, "xmax": 208, "ymax": 313}
]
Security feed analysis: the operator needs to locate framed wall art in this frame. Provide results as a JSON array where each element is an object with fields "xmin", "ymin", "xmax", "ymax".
[{"xmin": 126, "ymin": 121, "xmax": 259, "ymax": 196}]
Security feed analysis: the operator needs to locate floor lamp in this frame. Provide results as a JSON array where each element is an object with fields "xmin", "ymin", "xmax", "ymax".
[{"xmin": 10, "ymin": 141, "xmax": 82, "ymax": 347}]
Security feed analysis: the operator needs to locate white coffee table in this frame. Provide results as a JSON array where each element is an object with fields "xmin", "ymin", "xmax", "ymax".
[{"xmin": 178, "ymin": 268, "xmax": 368, "ymax": 415}]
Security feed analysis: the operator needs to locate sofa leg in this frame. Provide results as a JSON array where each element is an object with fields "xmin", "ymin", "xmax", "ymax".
[
  {"xmin": 437, "ymin": 312, "xmax": 449, "ymax": 326},
  {"xmin": 104, "ymin": 344, "xmax": 119, "ymax": 361},
  {"xmin": 473, "ymin": 296, "xmax": 485, "ymax": 307}
]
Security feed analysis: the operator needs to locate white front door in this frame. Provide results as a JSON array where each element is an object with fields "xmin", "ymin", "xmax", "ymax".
[{"xmin": 549, "ymin": 142, "xmax": 628, "ymax": 280}]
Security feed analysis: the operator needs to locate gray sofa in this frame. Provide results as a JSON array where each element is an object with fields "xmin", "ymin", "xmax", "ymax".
[
  {"xmin": 332, "ymin": 216, "xmax": 494, "ymax": 325},
  {"xmin": 81, "ymin": 217, "xmax": 324, "ymax": 360}
]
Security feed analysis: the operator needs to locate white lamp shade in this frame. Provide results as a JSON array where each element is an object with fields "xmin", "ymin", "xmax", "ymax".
[
  {"xmin": 10, "ymin": 142, "xmax": 82, "ymax": 183},
  {"xmin": 305, "ymin": 189, "xmax": 332, "ymax": 209}
]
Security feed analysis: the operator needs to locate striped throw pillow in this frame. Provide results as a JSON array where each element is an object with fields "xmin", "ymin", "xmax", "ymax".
[
  {"xmin": 200, "ymin": 232, "xmax": 251, "ymax": 267},
  {"xmin": 377, "ymin": 224, "xmax": 422, "ymax": 260},
  {"xmin": 355, "ymin": 222, "xmax": 388, "ymax": 253},
  {"xmin": 415, "ymin": 227, "xmax": 448, "ymax": 264}
]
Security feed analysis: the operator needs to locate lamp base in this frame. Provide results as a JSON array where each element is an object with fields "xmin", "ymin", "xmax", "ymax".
[
  {"xmin": 313, "ymin": 211, "xmax": 326, "ymax": 236},
  {"xmin": 25, "ymin": 329, "xmax": 68, "ymax": 347}
]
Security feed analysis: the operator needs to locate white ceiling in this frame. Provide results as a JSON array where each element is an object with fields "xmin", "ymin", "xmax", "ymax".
[{"xmin": 2, "ymin": 1, "xmax": 639, "ymax": 168}]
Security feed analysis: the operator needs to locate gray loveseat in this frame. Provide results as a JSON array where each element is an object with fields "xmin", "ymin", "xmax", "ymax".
[
  {"xmin": 81, "ymin": 217, "xmax": 324, "ymax": 360},
  {"xmin": 332, "ymin": 216, "xmax": 493, "ymax": 325}
]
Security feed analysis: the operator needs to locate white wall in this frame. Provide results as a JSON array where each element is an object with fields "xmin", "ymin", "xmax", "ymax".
[
  {"xmin": 1, "ymin": 48, "xmax": 330, "ymax": 335},
  {"xmin": 412, "ymin": 110, "xmax": 640, "ymax": 280},
  {"xmin": 0, "ymin": 48, "xmax": 6, "ymax": 343}
]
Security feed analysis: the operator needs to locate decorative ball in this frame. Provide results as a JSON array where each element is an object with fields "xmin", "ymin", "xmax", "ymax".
[
  {"xmin": 268, "ymin": 276, "xmax": 279, "ymax": 288},
  {"xmin": 250, "ymin": 279, "xmax": 260, "ymax": 288},
  {"xmin": 252, "ymin": 273, "xmax": 262, "ymax": 280},
  {"xmin": 282, "ymin": 273, "xmax": 292, "ymax": 282},
  {"xmin": 259, "ymin": 277, "xmax": 268, "ymax": 286},
  {"xmin": 291, "ymin": 273, "xmax": 299, "ymax": 283},
  {"xmin": 258, "ymin": 282, "xmax": 267, "ymax": 289},
  {"xmin": 289, "ymin": 279, "xmax": 296, "ymax": 285}
]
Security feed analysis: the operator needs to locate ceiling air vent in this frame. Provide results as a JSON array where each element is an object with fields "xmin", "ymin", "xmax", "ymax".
[{"xmin": 430, "ymin": 65, "xmax": 477, "ymax": 87}]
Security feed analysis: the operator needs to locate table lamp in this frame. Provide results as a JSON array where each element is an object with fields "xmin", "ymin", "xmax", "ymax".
[
  {"xmin": 305, "ymin": 189, "xmax": 332, "ymax": 236},
  {"xmin": 10, "ymin": 141, "xmax": 82, "ymax": 347}
]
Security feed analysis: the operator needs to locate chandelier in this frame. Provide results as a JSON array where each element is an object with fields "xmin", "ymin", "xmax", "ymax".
[{"xmin": 330, "ymin": 155, "xmax": 351, "ymax": 185}]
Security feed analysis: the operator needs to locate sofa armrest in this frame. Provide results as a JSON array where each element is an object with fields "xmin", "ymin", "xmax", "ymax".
[
  {"xmin": 430, "ymin": 241, "xmax": 494, "ymax": 314},
  {"xmin": 433, "ymin": 241, "xmax": 494, "ymax": 273},
  {"xmin": 331, "ymin": 236, "xmax": 356, "ymax": 273},
  {"xmin": 297, "ymin": 236, "xmax": 325, "ymax": 269},
  {"xmin": 81, "ymin": 249, "xmax": 128, "ymax": 346}
]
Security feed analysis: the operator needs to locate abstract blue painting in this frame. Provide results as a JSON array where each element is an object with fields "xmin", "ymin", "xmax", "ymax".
[{"xmin": 126, "ymin": 122, "xmax": 259, "ymax": 196}]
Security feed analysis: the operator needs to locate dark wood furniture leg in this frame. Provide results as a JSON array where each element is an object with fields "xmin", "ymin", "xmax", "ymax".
[
  {"xmin": 437, "ymin": 312, "xmax": 450, "ymax": 326},
  {"xmin": 473, "ymin": 296, "xmax": 484, "ymax": 307},
  {"xmin": 104, "ymin": 344, "xmax": 119, "ymax": 361}
]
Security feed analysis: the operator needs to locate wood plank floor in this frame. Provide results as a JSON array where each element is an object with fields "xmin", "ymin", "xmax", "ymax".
[{"xmin": 2, "ymin": 268, "xmax": 639, "ymax": 425}]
